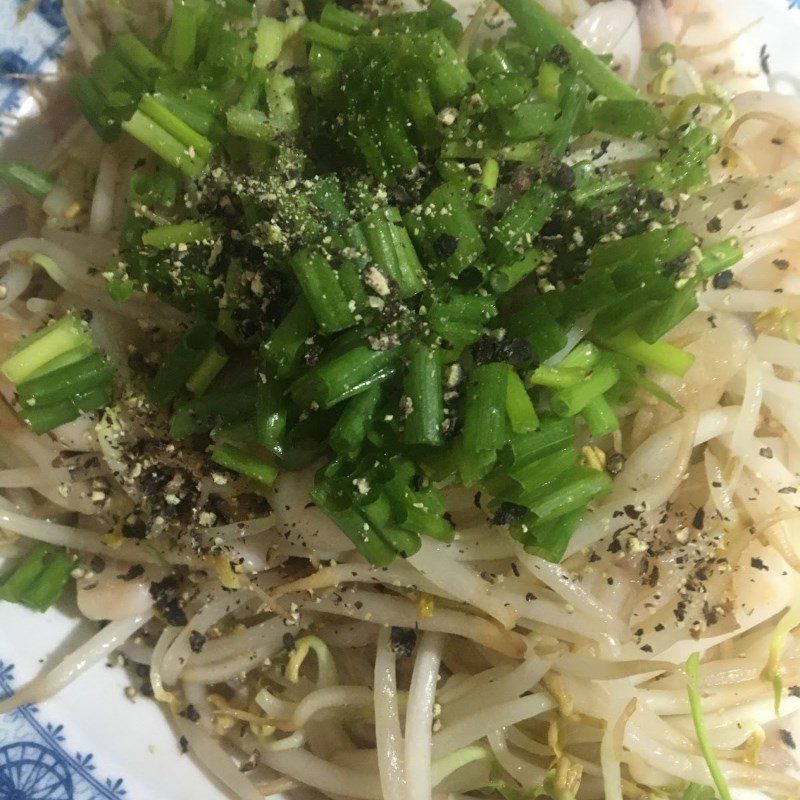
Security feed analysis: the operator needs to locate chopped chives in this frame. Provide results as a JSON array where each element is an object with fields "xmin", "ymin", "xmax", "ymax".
[
  {"xmin": 302, "ymin": 21, "xmax": 354, "ymax": 51},
  {"xmin": 488, "ymin": 184, "xmax": 558, "ymax": 262},
  {"xmin": 550, "ymin": 362, "xmax": 619, "ymax": 417},
  {"xmin": 522, "ymin": 507, "xmax": 584, "ymax": 562},
  {"xmin": 506, "ymin": 369, "xmax": 539, "ymax": 434},
  {"xmin": 290, "ymin": 248, "xmax": 356, "ymax": 333},
  {"xmin": 489, "ymin": 249, "xmax": 542, "ymax": 293},
  {"xmin": 186, "ymin": 344, "xmax": 229, "ymax": 395},
  {"xmin": 0, "ymin": 545, "xmax": 73, "ymax": 612},
  {"xmin": 330, "ymin": 384, "xmax": 381, "ymax": 458},
  {"xmin": 17, "ymin": 353, "xmax": 112, "ymax": 407},
  {"xmin": 2, "ymin": 315, "xmax": 89, "ymax": 385},
  {"xmin": 142, "ymin": 220, "xmax": 214, "ymax": 248},
  {"xmin": 138, "ymin": 94, "xmax": 213, "ymax": 158},
  {"xmin": 601, "ymin": 329, "xmax": 695, "ymax": 378},
  {"xmin": 152, "ymin": 322, "xmax": 217, "ymax": 405},
  {"xmin": 212, "ymin": 443, "xmax": 279, "ymax": 486},
  {"xmin": 0, "ymin": 161, "xmax": 55, "ymax": 201},
  {"xmin": 226, "ymin": 106, "xmax": 275, "ymax": 142},
  {"xmin": 461, "ymin": 363, "xmax": 509, "ymax": 480},
  {"xmin": 262, "ymin": 298, "xmax": 316, "ymax": 378},
  {"xmin": 499, "ymin": 0, "xmax": 666, "ymax": 130},
  {"xmin": 581, "ymin": 395, "xmax": 619, "ymax": 437},
  {"xmin": 22, "ymin": 384, "xmax": 113, "ymax": 435},
  {"xmin": 291, "ymin": 344, "xmax": 402, "ymax": 409},
  {"xmin": 526, "ymin": 466, "xmax": 611, "ymax": 520},
  {"xmin": 403, "ymin": 343, "xmax": 444, "ymax": 446},
  {"xmin": 122, "ymin": 110, "xmax": 205, "ymax": 177},
  {"xmin": 320, "ymin": 2, "xmax": 367, "ymax": 34}
]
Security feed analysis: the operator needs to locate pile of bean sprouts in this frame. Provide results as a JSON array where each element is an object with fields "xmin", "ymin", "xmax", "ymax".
[{"xmin": 2, "ymin": 1, "xmax": 800, "ymax": 798}]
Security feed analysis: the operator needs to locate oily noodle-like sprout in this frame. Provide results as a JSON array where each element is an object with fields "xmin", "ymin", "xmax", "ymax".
[{"xmin": 3, "ymin": 0, "xmax": 800, "ymax": 798}]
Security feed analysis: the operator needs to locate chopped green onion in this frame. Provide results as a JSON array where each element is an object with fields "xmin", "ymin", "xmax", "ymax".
[
  {"xmin": 498, "ymin": 0, "xmax": 666, "ymax": 131},
  {"xmin": 2, "ymin": 315, "xmax": 89, "ymax": 385},
  {"xmin": 0, "ymin": 545, "xmax": 73, "ymax": 612},
  {"xmin": 262, "ymin": 298, "xmax": 316, "ymax": 378},
  {"xmin": 488, "ymin": 184, "xmax": 558, "ymax": 262},
  {"xmin": 361, "ymin": 207, "xmax": 427, "ymax": 298},
  {"xmin": 142, "ymin": 220, "xmax": 214, "ymax": 248},
  {"xmin": 330, "ymin": 384, "xmax": 381, "ymax": 458},
  {"xmin": 152, "ymin": 322, "xmax": 217, "ymax": 405},
  {"xmin": 122, "ymin": 109, "xmax": 207, "ymax": 177},
  {"xmin": 551, "ymin": 362, "xmax": 619, "ymax": 417},
  {"xmin": 404, "ymin": 343, "xmax": 444, "ymax": 446},
  {"xmin": 186, "ymin": 344, "xmax": 229, "ymax": 395},
  {"xmin": 601, "ymin": 329, "xmax": 695, "ymax": 378},
  {"xmin": 0, "ymin": 161, "xmax": 55, "ymax": 201},
  {"xmin": 170, "ymin": 384, "xmax": 258, "ymax": 437},
  {"xmin": 506, "ymin": 369, "xmax": 539, "ymax": 434},
  {"xmin": 461, "ymin": 363, "xmax": 509, "ymax": 481},
  {"xmin": 290, "ymin": 248, "xmax": 357, "ymax": 333},
  {"xmin": 581, "ymin": 395, "xmax": 619, "ymax": 436},
  {"xmin": 302, "ymin": 21, "xmax": 354, "ymax": 51},
  {"xmin": 212, "ymin": 442, "xmax": 278, "ymax": 486},
  {"xmin": 291, "ymin": 344, "xmax": 402, "ymax": 409}
]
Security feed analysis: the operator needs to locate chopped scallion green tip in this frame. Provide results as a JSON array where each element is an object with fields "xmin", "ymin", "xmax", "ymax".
[{"xmin": 0, "ymin": 545, "xmax": 73, "ymax": 612}]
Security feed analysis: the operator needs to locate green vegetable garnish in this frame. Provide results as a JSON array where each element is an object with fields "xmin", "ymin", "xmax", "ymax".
[
  {"xmin": 1, "ymin": 314, "xmax": 115, "ymax": 435},
  {"xmin": 0, "ymin": 0, "xmax": 742, "ymax": 563},
  {"xmin": 0, "ymin": 545, "xmax": 73, "ymax": 612}
]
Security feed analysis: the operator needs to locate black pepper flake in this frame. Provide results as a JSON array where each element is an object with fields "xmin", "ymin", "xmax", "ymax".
[
  {"xmin": 89, "ymin": 555, "xmax": 106, "ymax": 573},
  {"xmin": 654, "ymin": 623, "xmax": 665, "ymax": 632},
  {"xmin": 471, "ymin": 337, "xmax": 498, "ymax": 366},
  {"xmin": 282, "ymin": 632, "xmax": 297, "ymax": 651},
  {"xmin": 773, "ymin": 258, "xmax": 790, "ymax": 270},
  {"xmin": 750, "ymin": 557, "xmax": 768, "ymax": 571},
  {"xmin": 189, "ymin": 630, "xmax": 206, "ymax": 654},
  {"xmin": 607, "ymin": 538, "xmax": 622, "ymax": 554},
  {"xmin": 623, "ymin": 504, "xmax": 641, "ymax": 520},
  {"xmin": 778, "ymin": 486, "xmax": 797, "ymax": 494},
  {"xmin": 121, "ymin": 512, "xmax": 147, "ymax": 540},
  {"xmin": 760, "ymin": 43, "xmax": 771, "ymax": 75},
  {"xmin": 780, "ymin": 729, "xmax": 796, "ymax": 749},
  {"xmin": 511, "ymin": 562, "xmax": 520, "ymax": 578},
  {"xmin": 149, "ymin": 575, "xmax": 178, "ymax": 602},
  {"xmin": 163, "ymin": 599, "xmax": 188, "ymax": 627},
  {"xmin": 119, "ymin": 564, "xmax": 145, "ymax": 581},
  {"xmin": 390, "ymin": 627, "xmax": 417, "ymax": 658},
  {"xmin": 712, "ymin": 269, "xmax": 733, "ymax": 289},
  {"xmin": 550, "ymin": 162, "xmax": 576, "ymax": 191},
  {"xmin": 178, "ymin": 735, "xmax": 189, "ymax": 754},
  {"xmin": 640, "ymin": 644, "xmax": 653, "ymax": 653},
  {"xmin": 692, "ymin": 507, "xmax": 705, "ymax": 530},
  {"xmin": 180, "ymin": 704, "xmax": 201, "ymax": 722},
  {"xmin": 433, "ymin": 233, "xmax": 459, "ymax": 259},
  {"xmin": 759, "ymin": 446, "xmax": 774, "ymax": 459},
  {"xmin": 706, "ymin": 216, "xmax": 722, "ymax": 233},
  {"xmin": 788, "ymin": 685, "xmax": 800, "ymax": 698},
  {"xmin": 495, "ymin": 337, "xmax": 533, "ymax": 366},
  {"xmin": 606, "ymin": 453, "xmax": 625, "ymax": 476},
  {"xmin": 548, "ymin": 43, "xmax": 571, "ymax": 68},
  {"xmin": 492, "ymin": 501, "xmax": 528, "ymax": 526},
  {"xmin": 525, "ymin": 592, "xmax": 536, "ymax": 601}
]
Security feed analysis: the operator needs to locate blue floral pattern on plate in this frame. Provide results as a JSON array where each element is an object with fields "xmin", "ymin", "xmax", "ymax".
[
  {"xmin": 0, "ymin": 0, "xmax": 69, "ymax": 138},
  {"xmin": 0, "ymin": 662, "xmax": 127, "ymax": 800}
]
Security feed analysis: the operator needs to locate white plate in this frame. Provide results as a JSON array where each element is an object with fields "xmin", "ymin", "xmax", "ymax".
[{"xmin": 1, "ymin": 2, "xmax": 799, "ymax": 799}]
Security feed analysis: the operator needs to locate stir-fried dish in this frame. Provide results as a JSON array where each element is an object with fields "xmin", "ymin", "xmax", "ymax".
[{"xmin": 1, "ymin": 0, "xmax": 800, "ymax": 798}]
